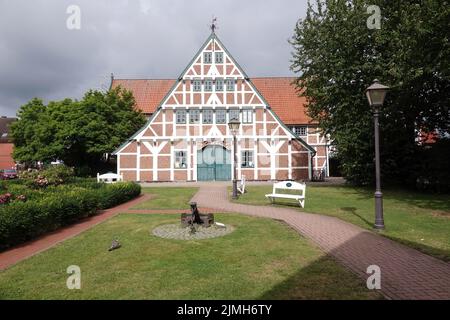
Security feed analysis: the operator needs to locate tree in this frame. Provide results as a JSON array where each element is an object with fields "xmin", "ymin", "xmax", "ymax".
[
  {"xmin": 11, "ymin": 87, "xmax": 146, "ymax": 173},
  {"xmin": 290, "ymin": 0, "xmax": 450, "ymax": 186}
]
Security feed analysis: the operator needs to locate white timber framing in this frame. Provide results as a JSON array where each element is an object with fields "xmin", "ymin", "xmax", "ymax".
[{"xmin": 114, "ymin": 32, "xmax": 315, "ymax": 182}]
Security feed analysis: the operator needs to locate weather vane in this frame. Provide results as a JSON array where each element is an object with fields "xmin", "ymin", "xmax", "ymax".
[{"xmin": 210, "ymin": 16, "xmax": 218, "ymax": 33}]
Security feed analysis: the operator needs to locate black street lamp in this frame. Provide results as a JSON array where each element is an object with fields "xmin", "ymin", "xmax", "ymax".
[
  {"xmin": 228, "ymin": 118, "xmax": 241, "ymax": 199},
  {"xmin": 365, "ymin": 79, "xmax": 389, "ymax": 230}
]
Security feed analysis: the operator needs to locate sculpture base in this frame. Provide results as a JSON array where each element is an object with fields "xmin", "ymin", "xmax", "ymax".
[
  {"xmin": 152, "ymin": 223, "xmax": 234, "ymax": 240},
  {"xmin": 181, "ymin": 213, "xmax": 214, "ymax": 228}
]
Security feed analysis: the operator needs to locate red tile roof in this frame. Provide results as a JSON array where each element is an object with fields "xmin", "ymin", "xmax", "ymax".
[
  {"xmin": 111, "ymin": 79, "xmax": 175, "ymax": 115},
  {"xmin": 251, "ymin": 77, "xmax": 313, "ymax": 125},
  {"xmin": 111, "ymin": 77, "xmax": 312, "ymax": 124}
]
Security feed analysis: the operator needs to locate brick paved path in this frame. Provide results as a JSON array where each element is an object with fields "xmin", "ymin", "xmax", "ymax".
[
  {"xmin": 0, "ymin": 194, "xmax": 152, "ymax": 271},
  {"xmin": 191, "ymin": 185, "xmax": 450, "ymax": 300}
]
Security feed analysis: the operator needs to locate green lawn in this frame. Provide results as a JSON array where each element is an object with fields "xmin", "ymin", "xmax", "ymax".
[
  {"xmin": 233, "ymin": 185, "xmax": 450, "ymax": 261},
  {"xmin": 0, "ymin": 213, "xmax": 381, "ymax": 300},
  {"xmin": 131, "ymin": 187, "xmax": 198, "ymax": 209}
]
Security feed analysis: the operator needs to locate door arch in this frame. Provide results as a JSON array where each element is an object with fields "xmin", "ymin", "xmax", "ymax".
[{"xmin": 197, "ymin": 145, "xmax": 231, "ymax": 181}]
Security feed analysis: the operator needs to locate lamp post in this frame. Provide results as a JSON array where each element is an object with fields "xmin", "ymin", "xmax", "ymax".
[
  {"xmin": 228, "ymin": 119, "xmax": 241, "ymax": 199},
  {"xmin": 365, "ymin": 79, "xmax": 389, "ymax": 230}
]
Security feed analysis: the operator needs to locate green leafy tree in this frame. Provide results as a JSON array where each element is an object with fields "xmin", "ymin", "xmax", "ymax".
[
  {"xmin": 291, "ymin": 0, "xmax": 450, "ymax": 186},
  {"xmin": 11, "ymin": 87, "xmax": 146, "ymax": 173}
]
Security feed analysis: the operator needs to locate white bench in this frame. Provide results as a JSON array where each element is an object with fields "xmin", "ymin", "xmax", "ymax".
[
  {"xmin": 237, "ymin": 175, "xmax": 246, "ymax": 194},
  {"xmin": 265, "ymin": 181, "xmax": 306, "ymax": 208},
  {"xmin": 97, "ymin": 172, "xmax": 123, "ymax": 184}
]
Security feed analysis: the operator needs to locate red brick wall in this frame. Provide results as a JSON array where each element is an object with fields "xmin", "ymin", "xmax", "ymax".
[
  {"xmin": 122, "ymin": 142, "xmax": 137, "ymax": 153},
  {"xmin": 140, "ymin": 171, "xmax": 152, "ymax": 182},
  {"xmin": 122, "ymin": 171, "xmax": 136, "ymax": 181},
  {"xmin": 276, "ymin": 170, "xmax": 289, "ymax": 180},
  {"xmin": 121, "ymin": 155, "xmax": 136, "ymax": 168},
  {"xmin": 292, "ymin": 168, "xmax": 309, "ymax": 181},
  {"xmin": 0, "ymin": 143, "xmax": 14, "ymax": 170},
  {"xmin": 141, "ymin": 157, "xmax": 153, "ymax": 169},
  {"xmin": 174, "ymin": 170, "xmax": 187, "ymax": 181}
]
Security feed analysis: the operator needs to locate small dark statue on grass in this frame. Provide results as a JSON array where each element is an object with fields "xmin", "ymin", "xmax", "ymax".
[{"xmin": 181, "ymin": 202, "xmax": 214, "ymax": 234}]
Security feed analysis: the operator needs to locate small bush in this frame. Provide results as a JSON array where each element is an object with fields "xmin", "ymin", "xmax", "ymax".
[
  {"xmin": 19, "ymin": 165, "xmax": 75, "ymax": 188},
  {"xmin": 0, "ymin": 181, "xmax": 141, "ymax": 250},
  {"xmin": 95, "ymin": 182, "xmax": 142, "ymax": 209}
]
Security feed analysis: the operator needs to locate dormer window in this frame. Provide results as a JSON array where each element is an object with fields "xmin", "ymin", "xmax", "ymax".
[
  {"xmin": 292, "ymin": 126, "xmax": 307, "ymax": 136},
  {"xmin": 215, "ymin": 52, "xmax": 223, "ymax": 63},
  {"xmin": 204, "ymin": 52, "xmax": 212, "ymax": 64}
]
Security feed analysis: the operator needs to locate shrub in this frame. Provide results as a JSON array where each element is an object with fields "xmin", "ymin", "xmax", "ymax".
[
  {"xmin": 43, "ymin": 165, "xmax": 75, "ymax": 185},
  {"xmin": 0, "ymin": 181, "xmax": 141, "ymax": 250},
  {"xmin": 95, "ymin": 182, "xmax": 142, "ymax": 209},
  {"xmin": 19, "ymin": 165, "xmax": 75, "ymax": 188},
  {"xmin": 0, "ymin": 193, "xmax": 12, "ymax": 204},
  {"xmin": 2, "ymin": 182, "xmax": 43, "ymax": 201}
]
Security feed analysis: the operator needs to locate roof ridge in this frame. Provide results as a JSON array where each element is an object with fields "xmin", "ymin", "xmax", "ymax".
[
  {"xmin": 113, "ymin": 76, "xmax": 297, "ymax": 81},
  {"xmin": 113, "ymin": 78, "xmax": 175, "ymax": 81}
]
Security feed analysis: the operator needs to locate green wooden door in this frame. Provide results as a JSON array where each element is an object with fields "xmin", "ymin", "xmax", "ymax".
[{"xmin": 197, "ymin": 146, "xmax": 231, "ymax": 181}]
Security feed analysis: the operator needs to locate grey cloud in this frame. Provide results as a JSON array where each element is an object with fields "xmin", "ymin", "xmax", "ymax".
[{"xmin": 0, "ymin": 0, "xmax": 307, "ymax": 116}]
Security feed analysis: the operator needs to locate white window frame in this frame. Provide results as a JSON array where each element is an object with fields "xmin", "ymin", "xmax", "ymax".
[
  {"xmin": 193, "ymin": 80, "xmax": 201, "ymax": 92},
  {"xmin": 216, "ymin": 109, "xmax": 226, "ymax": 124},
  {"xmin": 174, "ymin": 151, "xmax": 187, "ymax": 168},
  {"xmin": 215, "ymin": 78, "xmax": 224, "ymax": 91},
  {"xmin": 204, "ymin": 79, "xmax": 213, "ymax": 92},
  {"xmin": 215, "ymin": 52, "xmax": 223, "ymax": 63},
  {"xmin": 226, "ymin": 79, "xmax": 235, "ymax": 91},
  {"xmin": 203, "ymin": 109, "xmax": 213, "ymax": 124},
  {"xmin": 241, "ymin": 151, "xmax": 254, "ymax": 168},
  {"xmin": 242, "ymin": 109, "xmax": 253, "ymax": 124},
  {"xmin": 294, "ymin": 126, "xmax": 307, "ymax": 136},
  {"xmin": 229, "ymin": 109, "xmax": 240, "ymax": 121},
  {"xmin": 189, "ymin": 109, "xmax": 200, "ymax": 124},
  {"xmin": 204, "ymin": 52, "xmax": 212, "ymax": 64},
  {"xmin": 176, "ymin": 110, "xmax": 186, "ymax": 124}
]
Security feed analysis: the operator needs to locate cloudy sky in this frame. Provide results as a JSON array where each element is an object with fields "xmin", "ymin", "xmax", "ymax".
[{"xmin": 0, "ymin": 0, "xmax": 307, "ymax": 116}]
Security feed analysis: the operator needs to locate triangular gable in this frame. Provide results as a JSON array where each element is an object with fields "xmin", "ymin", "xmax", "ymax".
[
  {"xmin": 161, "ymin": 33, "xmax": 249, "ymax": 107},
  {"xmin": 113, "ymin": 32, "xmax": 316, "ymax": 155},
  {"xmin": 181, "ymin": 37, "xmax": 246, "ymax": 80}
]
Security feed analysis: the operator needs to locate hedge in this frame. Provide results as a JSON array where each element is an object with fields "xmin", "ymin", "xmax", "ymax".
[{"xmin": 0, "ymin": 182, "xmax": 141, "ymax": 250}]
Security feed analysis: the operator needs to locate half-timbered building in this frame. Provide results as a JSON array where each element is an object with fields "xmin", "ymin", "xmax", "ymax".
[{"xmin": 112, "ymin": 31, "xmax": 330, "ymax": 182}]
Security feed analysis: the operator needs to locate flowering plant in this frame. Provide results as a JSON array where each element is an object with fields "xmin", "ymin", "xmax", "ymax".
[{"xmin": 0, "ymin": 193, "xmax": 12, "ymax": 204}]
